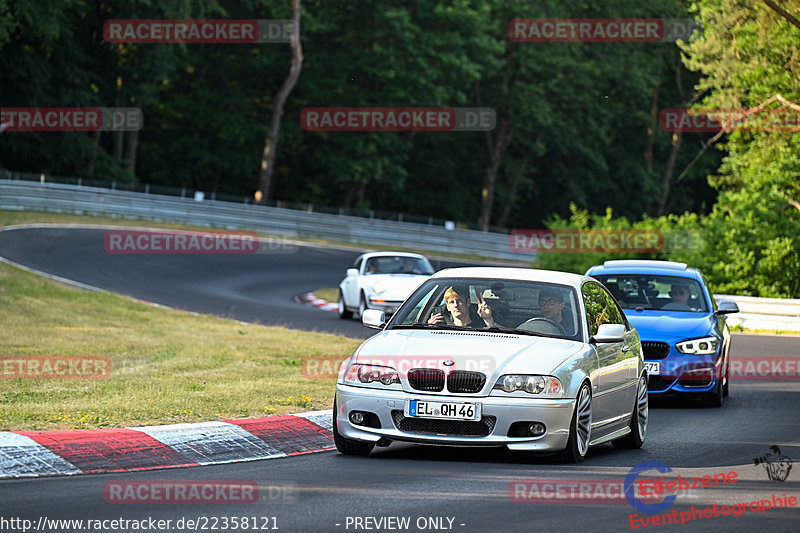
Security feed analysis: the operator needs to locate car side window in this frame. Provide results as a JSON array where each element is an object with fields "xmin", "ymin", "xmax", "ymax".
[
  {"xmin": 582, "ymin": 282, "xmax": 613, "ymax": 336},
  {"xmin": 354, "ymin": 258, "xmax": 363, "ymax": 272},
  {"xmin": 598, "ymin": 285, "xmax": 625, "ymax": 326}
]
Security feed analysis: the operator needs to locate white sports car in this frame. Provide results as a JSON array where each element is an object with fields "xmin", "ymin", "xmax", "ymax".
[
  {"xmin": 334, "ymin": 267, "xmax": 647, "ymax": 462},
  {"xmin": 337, "ymin": 252, "xmax": 434, "ymax": 319}
]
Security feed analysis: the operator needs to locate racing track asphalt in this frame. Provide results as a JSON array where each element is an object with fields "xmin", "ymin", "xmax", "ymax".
[
  {"xmin": 1, "ymin": 225, "xmax": 798, "ymax": 532},
  {"xmin": 0, "ymin": 225, "xmax": 482, "ymax": 339}
]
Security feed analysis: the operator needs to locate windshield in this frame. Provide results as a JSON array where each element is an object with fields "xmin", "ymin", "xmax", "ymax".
[
  {"xmin": 593, "ymin": 274, "xmax": 709, "ymax": 312},
  {"xmin": 364, "ymin": 256, "xmax": 434, "ymax": 275},
  {"xmin": 388, "ymin": 277, "xmax": 582, "ymax": 341}
]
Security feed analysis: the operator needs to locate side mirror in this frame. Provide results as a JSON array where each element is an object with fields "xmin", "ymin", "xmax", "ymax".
[
  {"xmin": 362, "ymin": 309, "xmax": 386, "ymax": 330},
  {"xmin": 346, "ymin": 268, "xmax": 358, "ymax": 277},
  {"xmin": 591, "ymin": 323, "xmax": 627, "ymax": 343},
  {"xmin": 715, "ymin": 300, "xmax": 740, "ymax": 315}
]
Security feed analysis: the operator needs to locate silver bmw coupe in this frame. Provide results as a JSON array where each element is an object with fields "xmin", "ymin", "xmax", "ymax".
[{"xmin": 334, "ymin": 267, "xmax": 648, "ymax": 462}]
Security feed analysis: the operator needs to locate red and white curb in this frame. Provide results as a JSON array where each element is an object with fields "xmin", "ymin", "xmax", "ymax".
[
  {"xmin": 295, "ymin": 292, "xmax": 338, "ymax": 312},
  {"xmin": 0, "ymin": 410, "xmax": 334, "ymax": 479}
]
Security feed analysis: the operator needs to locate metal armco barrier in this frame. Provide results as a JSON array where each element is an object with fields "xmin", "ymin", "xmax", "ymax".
[
  {"xmin": 714, "ymin": 295, "xmax": 800, "ymax": 333},
  {"xmin": 2, "ymin": 179, "xmax": 798, "ymax": 331},
  {"xmin": 0, "ymin": 180, "xmax": 525, "ymax": 262}
]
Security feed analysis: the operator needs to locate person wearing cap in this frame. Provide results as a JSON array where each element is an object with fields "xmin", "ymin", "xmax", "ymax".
[{"xmin": 538, "ymin": 288, "xmax": 573, "ymax": 333}]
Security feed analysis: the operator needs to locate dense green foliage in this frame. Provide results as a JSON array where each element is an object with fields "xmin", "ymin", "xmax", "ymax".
[
  {"xmin": 1, "ymin": 1, "xmax": 717, "ymax": 221},
  {"xmin": 0, "ymin": 0, "xmax": 797, "ymax": 295},
  {"xmin": 538, "ymin": 0, "xmax": 800, "ymax": 298}
]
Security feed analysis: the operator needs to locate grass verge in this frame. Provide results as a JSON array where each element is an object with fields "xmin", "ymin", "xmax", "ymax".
[{"xmin": 0, "ymin": 262, "xmax": 360, "ymax": 430}]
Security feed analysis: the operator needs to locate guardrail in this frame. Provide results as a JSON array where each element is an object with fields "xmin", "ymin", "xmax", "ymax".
[
  {"xmin": 2, "ymin": 179, "xmax": 798, "ymax": 331},
  {"xmin": 0, "ymin": 180, "xmax": 526, "ymax": 262},
  {"xmin": 714, "ymin": 295, "xmax": 800, "ymax": 333}
]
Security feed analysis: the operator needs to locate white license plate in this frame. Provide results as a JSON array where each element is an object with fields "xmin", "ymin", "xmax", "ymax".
[
  {"xmin": 405, "ymin": 400, "xmax": 481, "ymax": 421},
  {"xmin": 644, "ymin": 361, "xmax": 660, "ymax": 375}
]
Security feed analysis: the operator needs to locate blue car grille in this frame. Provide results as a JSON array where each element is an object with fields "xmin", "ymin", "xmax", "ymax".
[{"xmin": 642, "ymin": 341, "xmax": 670, "ymax": 359}]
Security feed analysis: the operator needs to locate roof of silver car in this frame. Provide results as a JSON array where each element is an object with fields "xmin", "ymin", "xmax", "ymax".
[{"xmin": 430, "ymin": 267, "xmax": 589, "ymax": 288}]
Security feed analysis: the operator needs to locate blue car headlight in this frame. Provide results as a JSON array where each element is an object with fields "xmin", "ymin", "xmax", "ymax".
[{"xmin": 676, "ymin": 336, "xmax": 719, "ymax": 355}]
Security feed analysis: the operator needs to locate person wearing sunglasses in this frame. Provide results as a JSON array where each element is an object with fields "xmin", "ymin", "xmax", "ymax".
[
  {"xmin": 669, "ymin": 284, "xmax": 691, "ymax": 305},
  {"xmin": 538, "ymin": 288, "xmax": 573, "ymax": 334}
]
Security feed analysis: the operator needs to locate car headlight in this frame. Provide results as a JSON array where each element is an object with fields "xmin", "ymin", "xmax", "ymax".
[
  {"xmin": 676, "ymin": 336, "xmax": 719, "ymax": 355},
  {"xmin": 371, "ymin": 281, "xmax": 386, "ymax": 294},
  {"xmin": 494, "ymin": 375, "xmax": 563, "ymax": 396},
  {"xmin": 345, "ymin": 364, "xmax": 399, "ymax": 386}
]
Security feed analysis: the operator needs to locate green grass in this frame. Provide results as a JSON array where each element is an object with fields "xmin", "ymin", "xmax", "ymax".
[
  {"xmin": 314, "ymin": 288, "xmax": 339, "ymax": 303},
  {"xmin": 0, "ymin": 262, "xmax": 360, "ymax": 431}
]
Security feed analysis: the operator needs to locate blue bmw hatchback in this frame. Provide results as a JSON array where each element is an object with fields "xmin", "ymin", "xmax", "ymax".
[{"xmin": 585, "ymin": 260, "xmax": 739, "ymax": 407}]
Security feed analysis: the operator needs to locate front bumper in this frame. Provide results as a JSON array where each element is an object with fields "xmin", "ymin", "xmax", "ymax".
[
  {"xmin": 646, "ymin": 353, "xmax": 722, "ymax": 394},
  {"xmin": 335, "ymin": 383, "xmax": 575, "ymax": 451}
]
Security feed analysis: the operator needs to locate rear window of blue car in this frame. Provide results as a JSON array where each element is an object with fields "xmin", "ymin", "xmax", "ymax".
[{"xmin": 593, "ymin": 274, "xmax": 709, "ymax": 312}]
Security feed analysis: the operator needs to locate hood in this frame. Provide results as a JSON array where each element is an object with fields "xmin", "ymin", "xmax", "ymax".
[
  {"xmin": 623, "ymin": 310, "xmax": 715, "ymax": 342},
  {"xmin": 353, "ymin": 329, "xmax": 584, "ymax": 378},
  {"xmin": 365, "ymin": 274, "xmax": 428, "ymax": 299}
]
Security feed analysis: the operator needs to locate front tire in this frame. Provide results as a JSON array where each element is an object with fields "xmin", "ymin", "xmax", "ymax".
[
  {"xmin": 357, "ymin": 293, "xmax": 368, "ymax": 319},
  {"xmin": 557, "ymin": 383, "xmax": 591, "ymax": 463},
  {"xmin": 703, "ymin": 379, "xmax": 724, "ymax": 407},
  {"xmin": 332, "ymin": 396, "xmax": 375, "ymax": 456},
  {"xmin": 722, "ymin": 355, "xmax": 730, "ymax": 397},
  {"xmin": 613, "ymin": 375, "xmax": 648, "ymax": 449},
  {"xmin": 337, "ymin": 291, "xmax": 353, "ymax": 320}
]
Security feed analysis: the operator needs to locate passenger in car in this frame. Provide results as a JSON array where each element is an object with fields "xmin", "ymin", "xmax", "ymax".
[
  {"xmin": 428, "ymin": 286, "xmax": 496, "ymax": 328},
  {"xmin": 661, "ymin": 283, "xmax": 693, "ymax": 310},
  {"xmin": 366, "ymin": 258, "xmax": 379, "ymax": 275},
  {"xmin": 538, "ymin": 288, "xmax": 574, "ymax": 334},
  {"xmin": 669, "ymin": 284, "xmax": 690, "ymax": 305}
]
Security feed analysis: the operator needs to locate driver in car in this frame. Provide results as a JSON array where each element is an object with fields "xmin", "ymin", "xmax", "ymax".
[
  {"xmin": 428, "ymin": 286, "xmax": 496, "ymax": 328},
  {"xmin": 538, "ymin": 288, "xmax": 573, "ymax": 334}
]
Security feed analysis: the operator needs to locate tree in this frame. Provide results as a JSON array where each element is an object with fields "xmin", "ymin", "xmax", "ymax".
[{"xmin": 257, "ymin": 0, "xmax": 303, "ymax": 204}]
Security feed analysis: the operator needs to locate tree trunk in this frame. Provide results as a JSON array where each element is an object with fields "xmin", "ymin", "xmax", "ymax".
[
  {"xmin": 655, "ymin": 131, "xmax": 683, "ymax": 216},
  {"xmin": 257, "ymin": 0, "xmax": 303, "ymax": 204},
  {"xmin": 87, "ymin": 130, "xmax": 102, "ymax": 175},
  {"xmin": 478, "ymin": 114, "xmax": 512, "ymax": 231},
  {"xmin": 123, "ymin": 127, "xmax": 139, "ymax": 174},
  {"xmin": 496, "ymin": 147, "xmax": 535, "ymax": 229}
]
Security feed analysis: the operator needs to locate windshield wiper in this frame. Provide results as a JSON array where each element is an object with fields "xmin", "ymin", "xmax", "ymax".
[
  {"xmin": 390, "ymin": 323, "xmax": 466, "ymax": 331},
  {"xmin": 482, "ymin": 326, "xmax": 552, "ymax": 338}
]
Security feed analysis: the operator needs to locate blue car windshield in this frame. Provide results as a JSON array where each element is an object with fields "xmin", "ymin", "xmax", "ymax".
[{"xmin": 593, "ymin": 274, "xmax": 709, "ymax": 312}]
